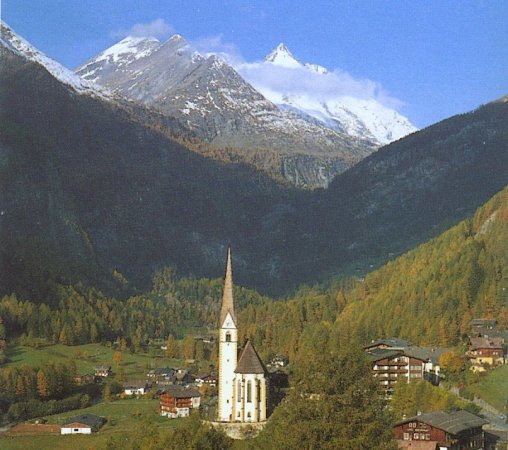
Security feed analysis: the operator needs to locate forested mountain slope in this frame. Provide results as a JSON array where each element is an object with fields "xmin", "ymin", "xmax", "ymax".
[
  {"xmin": 335, "ymin": 185, "xmax": 508, "ymax": 346},
  {"xmin": 1, "ymin": 187, "xmax": 506, "ymax": 361}
]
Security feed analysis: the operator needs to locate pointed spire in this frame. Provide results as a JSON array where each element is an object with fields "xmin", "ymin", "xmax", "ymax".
[{"xmin": 220, "ymin": 247, "xmax": 236, "ymax": 326}]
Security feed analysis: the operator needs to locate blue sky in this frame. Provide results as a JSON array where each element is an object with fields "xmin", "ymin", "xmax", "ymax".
[{"xmin": 2, "ymin": 0, "xmax": 507, "ymax": 128}]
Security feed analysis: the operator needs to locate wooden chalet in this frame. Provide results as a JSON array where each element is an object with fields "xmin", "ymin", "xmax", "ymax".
[
  {"xmin": 159, "ymin": 387, "xmax": 201, "ymax": 418},
  {"xmin": 467, "ymin": 336, "xmax": 505, "ymax": 371},
  {"xmin": 94, "ymin": 365, "xmax": 111, "ymax": 378},
  {"xmin": 268, "ymin": 354, "xmax": 289, "ymax": 368},
  {"xmin": 147, "ymin": 367, "xmax": 175, "ymax": 383},
  {"xmin": 393, "ymin": 410, "xmax": 487, "ymax": 450},
  {"xmin": 195, "ymin": 372, "xmax": 217, "ymax": 388},
  {"xmin": 123, "ymin": 380, "xmax": 149, "ymax": 395}
]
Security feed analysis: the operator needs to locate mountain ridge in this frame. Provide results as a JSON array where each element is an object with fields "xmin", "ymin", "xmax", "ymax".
[
  {"xmin": 1, "ymin": 25, "xmax": 507, "ymax": 300},
  {"xmin": 75, "ymin": 32, "xmax": 384, "ymax": 188}
]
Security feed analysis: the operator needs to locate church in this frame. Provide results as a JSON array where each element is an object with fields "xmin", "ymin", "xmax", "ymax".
[{"xmin": 217, "ymin": 248, "xmax": 268, "ymax": 423}]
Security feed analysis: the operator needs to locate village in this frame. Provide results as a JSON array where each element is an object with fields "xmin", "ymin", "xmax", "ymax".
[{"xmin": 1, "ymin": 252, "xmax": 507, "ymax": 449}]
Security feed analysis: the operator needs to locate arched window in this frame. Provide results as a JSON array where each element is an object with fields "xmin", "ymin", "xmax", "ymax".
[
  {"xmin": 225, "ymin": 332, "xmax": 231, "ymax": 342},
  {"xmin": 257, "ymin": 380, "xmax": 261, "ymax": 402},
  {"xmin": 237, "ymin": 380, "xmax": 242, "ymax": 401},
  {"xmin": 247, "ymin": 380, "xmax": 252, "ymax": 403}
]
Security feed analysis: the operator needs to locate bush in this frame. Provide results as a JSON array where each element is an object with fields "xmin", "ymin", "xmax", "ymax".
[{"xmin": 6, "ymin": 393, "xmax": 91, "ymax": 422}]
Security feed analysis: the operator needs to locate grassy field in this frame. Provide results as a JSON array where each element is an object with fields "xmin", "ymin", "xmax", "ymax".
[
  {"xmin": 0, "ymin": 398, "xmax": 184, "ymax": 450},
  {"xmin": 4, "ymin": 343, "xmax": 192, "ymax": 379},
  {"xmin": 468, "ymin": 364, "xmax": 508, "ymax": 412}
]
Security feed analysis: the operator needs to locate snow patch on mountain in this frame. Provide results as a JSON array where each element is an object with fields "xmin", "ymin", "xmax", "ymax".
[
  {"xmin": 94, "ymin": 36, "xmax": 159, "ymax": 64},
  {"xmin": 0, "ymin": 21, "xmax": 111, "ymax": 99},
  {"xmin": 265, "ymin": 43, "xmax": 302, "ymax": 69},
  {"xmin": 236, "ymin": 43, "xmax": 417, "ymax": 145}
]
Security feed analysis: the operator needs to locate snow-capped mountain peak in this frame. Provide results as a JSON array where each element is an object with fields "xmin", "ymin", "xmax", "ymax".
[
  {"xmin": 94, "ymin": 36, "xmax": 159, "ymax": 64},
  {"xmin": 1, "ymin": 21, "xmax": 110, "ymax": 98},
  {"xmin": 246, "ymin": 43, "xmax": 418, "ymax": 145},
  {"xmin": 166, "ymin": 34, "xmax": 185, "ymax": 43},
  {"xmin": 264, "ymin": 43, "xmax": 302, "ymax": 68}
]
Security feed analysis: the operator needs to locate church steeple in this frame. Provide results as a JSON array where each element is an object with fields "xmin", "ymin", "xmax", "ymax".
[{"xmin": 220, "ymin": 246, "xmax": 236, "ymax": 326}]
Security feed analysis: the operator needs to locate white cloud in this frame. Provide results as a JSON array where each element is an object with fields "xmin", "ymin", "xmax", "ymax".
[
  {"xmin": 112, "ymin": 19, "xmax": 174, "ymax": 40},
  {"xmin": 194, "ymin": 37, "xmax": 403, "ymax": 110},
  {"xmin": 236, "ymin": 62, "xmax": 403, "ymax": 109},
  {"xmin": 191, "ymin": 34, "xmax": 244, "ymax": 66}
]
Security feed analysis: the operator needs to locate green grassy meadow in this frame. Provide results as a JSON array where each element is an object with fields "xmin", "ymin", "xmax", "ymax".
[
  {"xmin": 0, "ymin": 398, "xmax": 184, "ymax": 450},
  {"xmin": 4, "ymin": 343, "xmax": 189, "ymax": 379},
  {"xmin": 468, "ymin": 364, "xmax": 508, "ymax": 413}
]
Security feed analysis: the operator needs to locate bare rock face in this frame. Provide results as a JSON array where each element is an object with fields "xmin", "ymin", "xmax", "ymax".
[{"xmin": 76, "ymin": 35, "xmax": 376, "ymax": 188}]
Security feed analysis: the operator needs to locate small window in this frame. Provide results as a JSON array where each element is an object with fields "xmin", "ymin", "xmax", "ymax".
[
  {"xmin": 238, "ymin": 380, "xmax": 242, "ymax": 399},
  {"xmin": 247, "ymin": 412, "xmax": 251, "ymax": 418},
  {"xmin": 247, "ymin": 380, "xmax": 252, "ymax": 403},
  {"xmin": 403, "ymin": 433, "xmax": 410, "ymax": 440},
  {"xmin": 226, "ymin": 332, "xmax": 231, "ymax": 342}
]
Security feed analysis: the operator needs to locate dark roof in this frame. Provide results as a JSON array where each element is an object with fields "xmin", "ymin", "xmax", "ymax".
[
  {"xmin": 398, "ymin": 410, "xmax": 488, "ymax": 435},
  {"xmin": 366, "ymin": 348, "xmax": 403, "ymax": 362},
  {"xmin": 363, "ymin": 338, "xmax": 411, "ymax": 349},
  {"xmin": 469, "ymin": 336, "xmax": 504, "ymax": 350},
  {"xmin": 123, "ymin": 380, "xmax": 147, "ymax": 388},
  {"xmin": 404, "ymin": 346, "xmax": 448, "ymax": 365},
  {"xmin": 151, "ymin": 367, "xmax": 174, "ymax": 375},
  {"xmin": 63, "ymin": 413, "xmax": 105, "ymax": 428},
  {"xmin": 470, "ymin": 318, "xmax": 497, "ymax": 327},
  {"xmin": 470, "ymin": 327, "xmax": 508, "ymax": 340},
  {"xmin": 235, "ymin": 340, "xmax": 267, "ymax": 374},
  {"xmin": 162, "ymin": 386, "xmax": 200, "ymax": 398}
]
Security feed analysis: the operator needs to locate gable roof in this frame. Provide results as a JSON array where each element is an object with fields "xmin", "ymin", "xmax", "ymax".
[
  {"xmin": 398, "ymin": 410, "xmax": 488, "ymax": 435},
  {"xmin": 220, "ymin": 247, "xmax": 236, "ymax": 326},
  {"xmin": 63, "ymin": 413, "xmax": 104, "ymax": 428},
  {"xmin": 366, "ymin": 348, "xmax": 403, "ymax": 362},
  {"xmin": 469, "ymin": 336, "xmax": 504, "ymax": 350},
  {"xmin": 363, "ymin": 338, "xmax": 411, "ymax": 349},
  {"xmin": 404, "ymin": 346, "xmax": 447, "ymax": 365},
  {"xmin": 235, "ymin": 340, "xmax": 267, "ymax": 374},
  {"xmin": 162, "ymin": 386, "xmax": 200, "ymax": 398}
]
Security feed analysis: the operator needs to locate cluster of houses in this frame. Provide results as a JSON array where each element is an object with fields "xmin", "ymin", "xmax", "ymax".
[{"xmin": 365, "ymin": 319, "xmax": 508, "ymax": 397}]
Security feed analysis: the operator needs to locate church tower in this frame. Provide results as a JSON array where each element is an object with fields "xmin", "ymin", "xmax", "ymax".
[{"xmin": 217, "ymin": 247, "xmax": 238, "ymax": 422}]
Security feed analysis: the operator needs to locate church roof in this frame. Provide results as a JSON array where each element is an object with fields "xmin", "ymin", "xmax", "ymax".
[
  {"xmin": 235, "ymin": 340, "xmax": 267, "ymax": 374},
  {"xmin": 220, "ymin": 247, "xmax": 236, "ymax": 326}
]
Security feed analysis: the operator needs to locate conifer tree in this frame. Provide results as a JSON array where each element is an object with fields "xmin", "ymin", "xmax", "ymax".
[
  {"xmin": 36, "ymin": 369, "xmax": 49, "ymax": 398},
  {"xmin": 165, "ymin": 335, "xmax": 178, "ymax": 359},
  {"xmin": 257, "ymin": 346, "xmax": 396, "ymax": 449}
]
